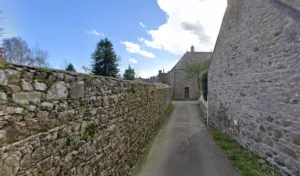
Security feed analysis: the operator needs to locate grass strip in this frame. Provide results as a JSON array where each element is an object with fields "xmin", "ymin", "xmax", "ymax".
[
  {"xmin": 200, "ymin": 108, "xmax": 279, "ymax": 176},
  {"xmin": 207, "ymin": 125, "xmax": 278, "ymax": 176}
]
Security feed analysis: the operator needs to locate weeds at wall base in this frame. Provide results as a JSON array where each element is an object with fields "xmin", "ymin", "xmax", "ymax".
[
  {"xmin": 200, "ymin": 109, "xmax": 279, "ymax": 176},
  {"xmin": 207, "ymin": 125, "xmax": 278, "ymax": 176}
]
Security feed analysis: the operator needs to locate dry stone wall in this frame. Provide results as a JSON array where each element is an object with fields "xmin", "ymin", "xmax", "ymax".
[
  {"xmin": 208, "ymin": 0, "xmax": 300, "ymax": 175},
  {"xmin": 0, "ymin": 63, "xmax": 172, "ymax": 175}
]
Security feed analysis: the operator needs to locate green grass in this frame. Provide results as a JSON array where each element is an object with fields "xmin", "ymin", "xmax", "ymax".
[
  {"xmin": 207, "ymin": 125, "xmax": 278, "ymax": 176},
  {"xmin": 0, "ymin": 62, "xmax": 10, "ymax": 70}
]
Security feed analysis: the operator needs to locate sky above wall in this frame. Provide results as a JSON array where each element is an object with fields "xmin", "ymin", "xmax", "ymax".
[{"xmin": 1, "ymin": 0, "xmax": 227, "ymax": 78}]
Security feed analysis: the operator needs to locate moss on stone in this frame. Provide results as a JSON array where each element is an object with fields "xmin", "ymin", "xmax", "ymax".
[
  {"xmin": 67, "ymin": 133, "xmax": 83, "ymax": 146},
  {"xmin": 83, "ymin": 124, "xmax": 99, "ymax": 141},
  {"xmin": 40, "ymin": 67, "xmax": 52, "ymax": 73},
  {"xmin": 0, "ymin": 62, "xmax": 10, "ymax": 70},
  {"xmin": 16, "ymin": 103, "xmax": 28, "ymax": 109}
]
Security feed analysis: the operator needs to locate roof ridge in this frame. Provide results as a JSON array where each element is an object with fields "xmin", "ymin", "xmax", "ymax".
[{"xmin": 169, "ymin": 52, "xmax": 212, "ymax": 72}]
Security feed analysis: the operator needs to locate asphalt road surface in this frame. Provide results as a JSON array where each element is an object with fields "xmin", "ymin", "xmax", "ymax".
[{"xmin": 136, "ymin": 101, "xmax": 239, "ymax": 176}]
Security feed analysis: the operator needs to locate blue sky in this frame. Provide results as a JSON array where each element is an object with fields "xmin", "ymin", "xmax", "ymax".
[{"xmin": 1, "ymin": 0, "xmax": 226, "ymax": 78}]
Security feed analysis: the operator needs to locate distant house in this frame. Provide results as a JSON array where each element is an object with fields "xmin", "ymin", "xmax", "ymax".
[
  {"xmin": 140, "ymin": 76, "xmax": 157, "ymax": 83},
  {"xmin": 167, "ymin": 46, "xmax": 212, "ymax": 100}
]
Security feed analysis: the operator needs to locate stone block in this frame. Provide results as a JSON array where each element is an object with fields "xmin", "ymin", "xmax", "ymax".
[
  {"xmin": 292, "ymin": 134, "xmax": 300, "ymax": 146},
  {"xmin": 28, "ymin": 106, "xmax": 36, "ymax": 112},
  {"xmin": 47, "ymin": 81, "xmax": 68, "ymax": 100},
  {"xmin": 0, "ymin": 70, "xmax": 7, "ymax": 85},
  {"xmin": 70, "ymin": 81, "xmax": 84, "ymax": 99},
  {"xmin": 37, "ymin": 111, "xmax": 50, "ymax": 118},
  {"xmin": 14, "ymin": 108, "xmax": 24, "ymax": 114},
  {"xmin": 0, "ymin": 130, "xmax": 6, "ymax": 146},
  {"xmin": 34, "ymin": 82, "xmax": 47, "ymax": 91},
  {"xmin": 0, "ymin": 92, "xmax": 7, "ymax": 101},
  {"xmin": 21, "ymin": 81, "xmax": 33, "ymax": 91},
  {"xmin": 59, "ymin": 110, "xmax": 75, "ymax": 121},
  {"xmin": 10, "ymin": 85, "xmax": 21, "ymax": 93},
  {"xmin": 40, "ymin": 102, "xmax": 54, "ymax": 111},
  {"xmin": 12, "ymin": 92, "xmax": 41, "ymax": 104}
]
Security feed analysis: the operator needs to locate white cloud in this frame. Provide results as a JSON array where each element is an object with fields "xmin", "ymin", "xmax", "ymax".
[
  {"xmin": 129, "ymin": 58, "xmax": 138, "ymax": 64},
  {"xmin": 139, "ymin": 22, "xmax": 146, "ymax": 28},
  {"xmin": 138, "ymin": 37, "xmax": 163, "ymax": 49},
  {"xmin": 120, "ymin": 41, "xmax": 156, "ymax": 58},
  {"xmin": 86, "ymin": 28, "xmax": 104, "ymax": 36},
  {"xmin": 139, "ymin": 0, "xmax": 227, "ymax": 55}
]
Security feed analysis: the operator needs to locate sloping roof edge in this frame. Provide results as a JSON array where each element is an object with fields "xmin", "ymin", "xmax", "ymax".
[{"xmin": 170, "ymin": 51, "xmax": 212, "ymax": 72}]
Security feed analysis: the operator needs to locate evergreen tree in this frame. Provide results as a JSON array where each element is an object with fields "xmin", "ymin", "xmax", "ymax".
[
  {"xmin": 123, "ymin": 65, "xmax": 135, "ymax": 80},
  {"xmin": 91, "ymin": 38, "xmax": 119, "ymax": 77},
  {"xmin": 66, "ymin": 63, "xmax": 76, "ymax": 72}
]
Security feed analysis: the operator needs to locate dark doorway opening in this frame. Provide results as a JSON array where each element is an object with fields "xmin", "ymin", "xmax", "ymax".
[{"xmin": 184, "ymin": 87, "xmax": 189, "ymax": 99}]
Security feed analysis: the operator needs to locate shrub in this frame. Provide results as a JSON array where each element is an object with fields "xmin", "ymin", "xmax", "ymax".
[{"xmin": 200, "ymin": 69, "xmax": 208, "ymax": 101}]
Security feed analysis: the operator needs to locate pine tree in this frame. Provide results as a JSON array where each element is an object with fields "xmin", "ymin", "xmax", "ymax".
[
  {"xmin": 123, "ymin": 65, "xmax": 135, "ymax": 80},
  {"xmin": 66, "ymin": 63, "xmax": 76, "ymax": 72},
  {"xmin": 91, "ymin": 38, "xmax": 119, "ymax": 77}
]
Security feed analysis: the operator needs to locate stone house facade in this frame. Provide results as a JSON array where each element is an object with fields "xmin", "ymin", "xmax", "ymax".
[{"xmin": 166, "ymin": 46, "xmax": 212, "ymax": 100}]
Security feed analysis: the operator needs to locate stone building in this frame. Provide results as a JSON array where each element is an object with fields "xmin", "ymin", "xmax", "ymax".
[
  {"xmin": 157, "ymin": 70, "xmax": 168, "ymax": 84},
  {"xmin": 167, "ymin": 46, "xmax": 212, "ymax": 100},
  {"xmin": 208, "ymin": 0, "xmax": 300, "ymax": 175}
]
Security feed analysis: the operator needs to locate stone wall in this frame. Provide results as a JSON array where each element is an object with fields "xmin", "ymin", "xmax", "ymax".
[
  {"xmin": 208, "ymin": 0, "xmax": 300, "ymax": 175},
  {"xmin": 0, "ymin": 63, "xmax": 172, "ymax": 175}
]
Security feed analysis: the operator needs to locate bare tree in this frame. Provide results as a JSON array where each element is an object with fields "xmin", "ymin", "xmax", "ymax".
[
  {"xmin": 3, "ymin": 37, "xmax": 31, "ymax": 64},
  {"xmin": 3, "ymin": 37, "xmax": 49, "ymax": 67},
  {"xmin": 27, "ymin": 44, "xmax": 49, "ymax": 67}
]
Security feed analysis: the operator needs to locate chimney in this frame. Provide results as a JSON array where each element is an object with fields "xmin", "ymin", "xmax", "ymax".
[{"xmin": 191, "ymin": 45, "xmax": 194, "ymax": 53}]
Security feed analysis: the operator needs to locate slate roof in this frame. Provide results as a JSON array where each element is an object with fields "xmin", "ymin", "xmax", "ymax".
[{"xmin": 170, "ymin": 51, "xmax": 212, "ymax": 71}]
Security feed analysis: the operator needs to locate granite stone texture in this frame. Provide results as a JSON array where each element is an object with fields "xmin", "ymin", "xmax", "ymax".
[
  {"xmin": 208, "ymin": 0, "xmax": 300, "ymax": 175},
  {"xmin": 0, "ymin": 63, "xmax": 172, "ymax": 176}
]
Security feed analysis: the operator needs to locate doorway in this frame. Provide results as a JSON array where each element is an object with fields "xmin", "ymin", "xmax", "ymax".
[{"xmin": 184, "ymin": 87, "xmax": 189, "ymax": 99}]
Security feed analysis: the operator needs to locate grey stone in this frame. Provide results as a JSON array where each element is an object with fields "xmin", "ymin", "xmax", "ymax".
[
  {"xmin": 0, "ymin": 92, "xmax": 7, "ymax": 101},
  {"xmin": 34, "ymin": 82, "xmax": 47, "ymax": 91},
  {"xmin": 3, "ymin": 152, "xmax": 21, "ymax": 175},
  {"xmin": 12, "ymin": 92, "xmax": 41, "ymax": 104},
  {"xmin": 0, "ymin": 70, "xmax": 7, "ymax": 85},
  {"xmin": 46, "ymin": 81, "xmax": 68, "ymax": 100},
  {"xmin": 292, "ymin": 134, "xmax": 300, "ymax": 146},
  {"xmin": 12, "ymin": 93, "xmax": 29, "ymax": 104},
  {"xmin": 58, "ymin": 110, "xmax": 75, "ymax": 121},
  {"xmin": 40, "ymin": 102, "xmax": 54, "ymax": 111},
  {"xmin": 15, "ymin": 108, "xmax": 24, "ymax": 114},
  {"xmin": 274, "ymin": 130, "xmax": 283, "ymax": 139},
  {"xmin": 28, "ymin": 92, "xmax": 42, "ymax": 103},
  {"xmin": 37, "ymin": 111, "xmax": 49, "ymax": 118},
  {"xmin": 5, "ymin": 70, "xmax": 21, "ymax": 84},
  {"xmin": 5, "ymin": 107, "xmax": 15, "ymax": 115},
  {"xmin": 21, "ymin": 81, "xmax": 33, "ymax": 91},
  {"xmin": 0, "ymin": 130, "xmax": 5, "ymax": 145},
  {"xmin": 28, "ymin": 106, "xmax": 36, "ymax": 112},
  {"xmin": 10, "ymin": 85, "xmax": 21, "ymax": 92},
  {"xmin": 70, "ymin": 81, "xmax": 84, "ymax": 99}
]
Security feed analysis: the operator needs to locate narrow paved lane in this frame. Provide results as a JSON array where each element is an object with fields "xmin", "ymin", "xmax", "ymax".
[{"xmin": 137, "ymin": 101, "xmax": 239, "ymax": 176}]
